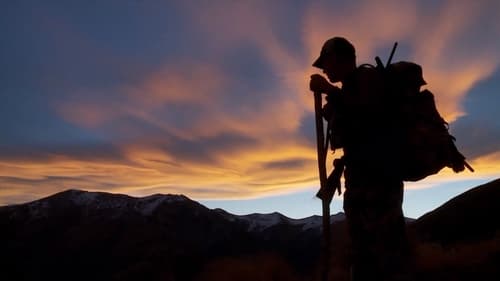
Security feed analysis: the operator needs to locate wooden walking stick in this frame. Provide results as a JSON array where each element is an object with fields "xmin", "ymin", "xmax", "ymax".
[{"xmin": 313, "ymin": 91, "xmax": 331, "ymax": 281}]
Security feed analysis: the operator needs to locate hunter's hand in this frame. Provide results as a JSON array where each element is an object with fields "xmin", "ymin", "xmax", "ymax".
[{"xmin": 309, "ymin": 74, "xmax": 338, "ymax": 94}]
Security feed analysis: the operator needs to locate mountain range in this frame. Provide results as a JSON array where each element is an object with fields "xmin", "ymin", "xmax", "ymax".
[{"xmin": 1, "ymin": 178, "xmax": 499, "ymax": 281}]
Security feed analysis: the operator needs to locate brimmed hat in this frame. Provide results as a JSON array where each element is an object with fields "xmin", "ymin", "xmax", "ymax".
[
  {"xmin": 389, "ymin": 61, "xmax": 427, "ymax": 87},
  {"xmin": 312, "ymin": 37, "xmax": 355, "ymax": 68}
]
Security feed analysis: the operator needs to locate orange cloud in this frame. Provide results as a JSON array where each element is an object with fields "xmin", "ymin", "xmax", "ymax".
[
  {"xmin": 0, "ymin": 137, "xmax": 322, "ymax": 205},
  {"xmin": 408, "ymin": 1, "xmax": 500, "ymax": 122},
  {"xmin": 55, "ymin": 98, "xmax": 124, "ymax": 129},
  {"xmin": 125, "ymin": 63, "xmax": 226, "ymax": 107},
  {"xmin": 403, "ymin": 150, "xmax": 500, "ymax": 191}
]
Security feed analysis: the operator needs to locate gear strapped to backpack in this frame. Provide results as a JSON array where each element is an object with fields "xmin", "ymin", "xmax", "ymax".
[
  {"xmin": 322, "ymin": 47, "xmax": 473, "ymax": 183},
  {"xmin": 384, "ymin": 61, "xmax": 473, "ymax": 181}
]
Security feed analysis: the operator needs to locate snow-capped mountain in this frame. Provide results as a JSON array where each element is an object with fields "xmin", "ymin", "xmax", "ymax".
[
  {"xmin": 11, "ymin": 189, "xmax": 344, "ymax": 232},
  {"xmin": 236, "ymin": 212, "xmax": 345, "ymax": 232},
  {"xmin": 213, "ymin": 207, "xmax": 345, "ymax": 232},
  {"xmin": 19, "ymin": 189, "xmax": 193, "ymax": 218}
]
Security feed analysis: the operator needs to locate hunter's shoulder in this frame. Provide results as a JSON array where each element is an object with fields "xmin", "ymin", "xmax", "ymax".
[
  {"xmin": 357, "ymin": 63, "xmax": 377, "ymax": 72},
  {"xmin": 354, "ymin": 64, "xmax": 383, "ymax": 87}
]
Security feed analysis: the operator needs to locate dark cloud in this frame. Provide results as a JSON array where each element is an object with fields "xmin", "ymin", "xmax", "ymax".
[
  {"xmin": 217, "ymin": 47, "xmax": 280, "ymax": 113},
  {"xmin": 0, "ymin": 2, "xmax": 164, "ymax": 148},
  {"xmin": 0, "ymin": 175, "xmax": 100, "ymax": 185},
  {"xmin": 0, "ymin": 142, "xmax": 124, "ymax": 163},
  {"xmin": 247, "ymin": 177, "xmax": 318, "ymax": 187},
  {"xmin": 298, "ymin": 113, "xmax": 318, "ymax": 147},
  {"xmin": 451, "ymin": 68, "xmax": 500, "ymax": 159},
  {"xmin": 263, "ymin": 158, "xmax": 312, "ymax": 170},
  {"xmin": 163, "ymin": 133, "xmax": 259, "ymax": 164}
]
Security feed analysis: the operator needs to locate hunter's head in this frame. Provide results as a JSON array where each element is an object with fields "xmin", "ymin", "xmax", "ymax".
[{"xmin": 313, "ymin": 37, "xmax": 356, "ymax": 83}]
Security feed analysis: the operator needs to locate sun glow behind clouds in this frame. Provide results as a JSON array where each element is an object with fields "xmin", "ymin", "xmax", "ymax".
[{"xmin": 1, "ymin": 0, "xmax": 499, "ymax": 206}]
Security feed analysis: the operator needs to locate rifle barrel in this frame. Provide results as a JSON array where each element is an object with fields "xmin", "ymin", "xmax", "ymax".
[
  {"xmin": 464, "ymin": 161, "xmax": 474, "ymax": 172},
  {"xmin": 386, "ymin": 42, "xmax": 398, "ymax": 67}
]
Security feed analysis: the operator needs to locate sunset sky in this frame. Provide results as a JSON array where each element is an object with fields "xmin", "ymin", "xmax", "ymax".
[{"xmin": 1, "ymin": 0, "xmax": 499, "ymax": 219}]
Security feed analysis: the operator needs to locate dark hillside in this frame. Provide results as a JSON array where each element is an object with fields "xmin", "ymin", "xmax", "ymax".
[
  {"xmin": 412, "ymin": 178, "xmax": 500, "ymax": 244},
  {"xmin": 410, "ymin": 178, "xmax": 500, "ymax": 281}
]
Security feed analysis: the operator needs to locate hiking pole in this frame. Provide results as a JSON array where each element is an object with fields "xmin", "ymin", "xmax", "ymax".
[{"xmin": 313, "ymin": 91, "xmax": 331, "ymax": 281}]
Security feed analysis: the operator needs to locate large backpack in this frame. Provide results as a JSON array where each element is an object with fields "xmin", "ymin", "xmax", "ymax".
[
  {"xmin": 385, "ymin": 61, "xmax": 472, "ymax": 181},
  {"xmin": 323, "ymin": 60, "xmax": 473, "ymax": 182}
]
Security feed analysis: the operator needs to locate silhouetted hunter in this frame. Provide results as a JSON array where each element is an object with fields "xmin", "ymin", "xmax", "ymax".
[{"xmin": 310, "ymin": 37, "xmax": 472, "ymax": 281}]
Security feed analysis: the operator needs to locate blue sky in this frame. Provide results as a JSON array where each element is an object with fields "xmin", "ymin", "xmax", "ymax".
[{"xmin": 1, "ymin": 0, "xmax": 499, "ymax": 218}]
